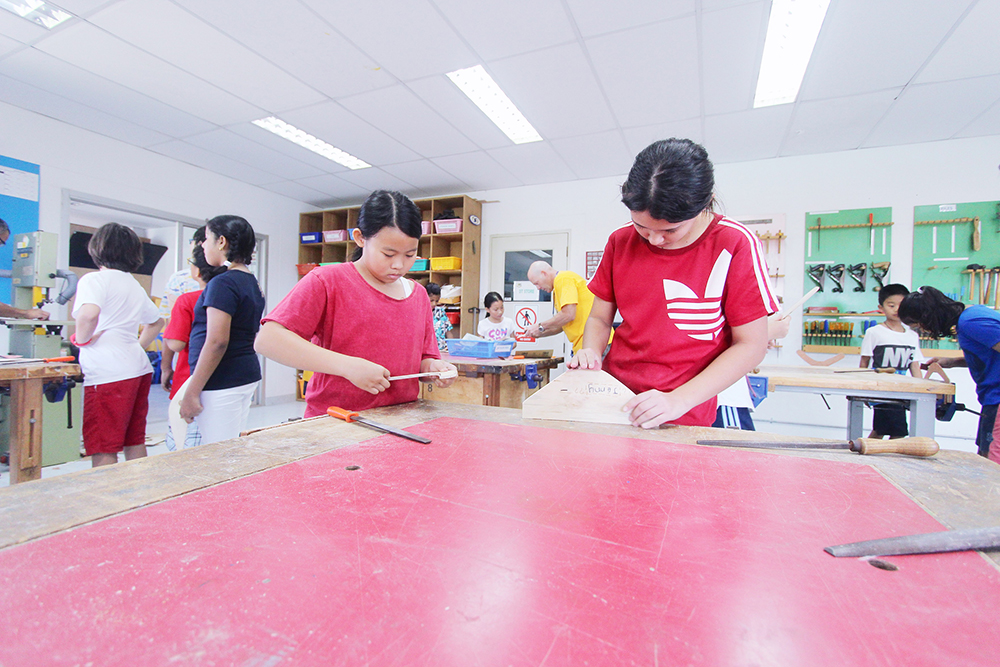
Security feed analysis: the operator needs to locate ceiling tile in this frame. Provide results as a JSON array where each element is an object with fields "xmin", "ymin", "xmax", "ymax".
[
  {"xmin": 916, "ymin": 1, "xmax": 1000, "ymax": 83},
  {"xmin": 34, "ymin": 21, "xmax": 265, "ymax": 125},
  {"xmin": 587, "ymin": 16, "xmax": 701, "ymax": 127},
  {"xmin": 0, "ymin": 73, "xmax": 170, "ymax": 146},
  {"xmin": 381, "ymin": 160, "xmax": 472, "ymax": 193},
  {"xmin": 406, "ymin": 75, "xmax": 510, "ymax": 150},
  {"xmin": 56, "ymin": 0, "xmax": 117, "ymax": 15},
  {"xmin": 183, "ymin": 129, "xmax": 325, "ymax": 180},
  {"xmin": 227, "ymin": 122, "xmax": 351, "ymax": 175},
  {"xmin": 88, "ymin": 0, "xmax": 324, "ymax": 113},
  {"xmin": 487, "ymin": 142, "xmax": 576, "ymax": 185},
  {"xmin": 703, "ymin": 105, "xmax": 794, "ymax": 163},
  {"xmin": 331, "ymin": 167, "xmax": 424, "ymax": 198},
  {"xmin": 0, "ymin": 32, "xmax": 21, "ymax": 57},
  {"xmin": 549, "ymin": 131, "xmax": 634, "ymax": 180},
  {"xmin": 622, "ymin": 119, "xmax": 704, "ymax": 157},
  {"xmin": 0, "ymin": 48, "xmax": 214, "ymax": 137},
  {"xmin": 864, "ymin": 76, "xmax": 1000, "ymax": 148},
  {"xmin": 0, "ymin": 9, "xmax": 48, "ymax": 43},
  {"xmin": 296, "ymin": 173, "xmax": 373, "ymax": 201},
  {"xmin": 432, "ymin": 0, "xmax": 575, "ymax": 61},
  {"xmin": 701, "ymin": 1, "xmax": 768, "ymax": 115},
  {"xmin": 257, "ymin": 180, "xmax": 334, "ymax": 205},
  {"xmin": 281, "ymin": 102, "xmax": 421, "ymax": 166},
  {"xmin": 302, "ymin": 0, "xmax": 478, "ymax": 81},
  {"xmin": 431, "ymin": 152, "xmax": 523, "ymax": 190},
  {"xmin": 955, "ymin": 98, "xmax": 1000, "ymax": 139},
  {"xmin": 800, "ymin": 0, "xmax": 975, "ymax": 99},
  {"xmin": 338, "ymin": 85, "xmax": 477, "ymax": 158},
  {"xmin": 147, "ymin": 140, "xmax": 283, "ymax": 185},
  {"xmin": 781, "ymin": 89, "xmax": 900, "ymax": 156},
  {"xmin": 565, "ymin": 0, "xmax": 695, "ymax": 38},
  {"xmin": 489, "ymin": 43, "xmax": 617, "ymax": 139},
  {"xmin": 172, "ymin": 0, "xmax": 392, "ymax": 100}
]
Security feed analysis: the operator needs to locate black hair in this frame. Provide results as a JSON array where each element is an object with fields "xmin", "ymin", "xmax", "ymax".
[
  {"xmin": 621, "ymin": 138, "xmax": 715, "ymax": 222},
  {"xmin": 878, "ymin": 283, "xmax": 909, "ymax": 305},
  {"xmin": 424, "ymin": 282, "xmax": 441, "ymax": 298},
  {"xmin": 192, "ymin": 225, "xmax": 206, "ymax": 245},
  {"xmin": 0, "ymin": 217, "xmax": 8, "ymax": 235},
  {"xmin": 351, "ymin": 190, "xmax": 423, "ymax": 261},
  {"xmin": 484, "ymin": 291, "xmax": 503, "ymax": 313},
  {"xmin": 898, "ymin": 286, "xmax": 964, "ymax": 338},
  {"xmin": 191, "ymin": 244, "xmax": 227, "ymax": 284},
  {"xmin": 88, "ymin": 222, "xmax": 143, "ymax": 272},
  {"xmin": 206, "ymin": 215, "xmax": 255, "ymax": 264}
]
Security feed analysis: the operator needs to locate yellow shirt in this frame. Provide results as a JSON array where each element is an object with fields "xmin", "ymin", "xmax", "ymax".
[{"xmin": 552, "ymin": 271, "xmax": 612, "ymax": 352}]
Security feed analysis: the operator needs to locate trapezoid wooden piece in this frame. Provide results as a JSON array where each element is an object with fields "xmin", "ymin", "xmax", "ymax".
[{"xmin": 521, "ymin": 369, "xmax": 636, "ymax": 425}]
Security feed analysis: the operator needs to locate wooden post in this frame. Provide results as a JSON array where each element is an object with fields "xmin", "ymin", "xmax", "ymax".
[{"xmin": 9, "ymin": 378, "xmax": 44, "ymax": 483}]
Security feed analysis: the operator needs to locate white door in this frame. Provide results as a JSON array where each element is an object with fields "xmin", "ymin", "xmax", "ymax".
[{"xmin": 489, "ymin": 232, "xmax": 570, "ymax": 360}]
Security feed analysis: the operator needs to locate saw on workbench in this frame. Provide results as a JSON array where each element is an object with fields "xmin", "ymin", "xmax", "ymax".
[{"xmin": 696, "ymin": 436, "xmax": 939, "ymax": 457}]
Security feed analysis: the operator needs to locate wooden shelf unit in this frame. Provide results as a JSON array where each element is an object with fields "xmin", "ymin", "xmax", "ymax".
[{"xmin": 297, "ymin": 194, "xmax": 482, "ymax": 338}]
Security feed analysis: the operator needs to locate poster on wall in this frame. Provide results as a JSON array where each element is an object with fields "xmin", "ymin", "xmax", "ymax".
[{"xmin": 0, "ymin": 155, "xmax": 41, "ymax": 305}]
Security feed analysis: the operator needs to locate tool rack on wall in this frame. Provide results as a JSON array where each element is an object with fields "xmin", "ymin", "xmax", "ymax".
[{"xmin": 802, "ymin": 207, "xmax": 893, "ymax": 354}]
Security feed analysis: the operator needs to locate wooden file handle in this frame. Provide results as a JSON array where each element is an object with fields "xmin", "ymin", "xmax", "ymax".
[
  {"xmin": 327, "ymin": 406, "xmax": 359, "ymax": 423},
  {"xmin": 852, "ymin": 437, "xmax": 939, "ymax": 457}
]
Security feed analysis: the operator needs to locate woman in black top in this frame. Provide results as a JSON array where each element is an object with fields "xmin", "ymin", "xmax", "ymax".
[{"xmin": 179, "ymin": 215, "xmax": 265, "ymax": 444}]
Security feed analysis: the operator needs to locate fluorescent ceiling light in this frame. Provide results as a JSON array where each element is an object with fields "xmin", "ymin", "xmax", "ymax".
[
  {"xmin": 753, "ymin": 0, "xmax": 831, "ymax": 108},
  {"xmin": 0, "ymin": 0, "xmax": 73, "ymax": 29},
  {"xmin": 447, "ymin": 65, "xmax": 542, "ymax": 145},
  {"xmin": 252, "ymin": 117, "xmax": 370, "ymax": 170}
]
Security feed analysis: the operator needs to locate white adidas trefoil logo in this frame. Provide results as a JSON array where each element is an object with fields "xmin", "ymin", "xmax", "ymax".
[{"xmin": 663, "ymin": 250, "xmax": 731, "ymax": 341}]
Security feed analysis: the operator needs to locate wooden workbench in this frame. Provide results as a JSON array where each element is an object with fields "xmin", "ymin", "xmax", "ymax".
[
  {"xmin": 0, "ymin": 361, "xmax": 81, "ymax": 484},
  {"xmin": 421, "ymin": 354, "xmax": 563, "ymax": 407},
  {"xmin": 0, "ymin": 401, "xmax": 998, "ymax": 665},
  {"xmin": 752, "ymin": 364, "xmax": 955, "ymax": 439}
]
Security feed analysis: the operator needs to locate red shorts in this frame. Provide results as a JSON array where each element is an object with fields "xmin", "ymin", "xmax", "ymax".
[{"xmin": 83, "ymin": 373, "xmax": 152, "ymax": 456}]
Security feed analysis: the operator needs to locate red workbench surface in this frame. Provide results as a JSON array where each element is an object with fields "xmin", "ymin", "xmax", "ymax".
[{"xmin": 2, "ymin": 417, "xmax": 998, "ymax": 666}]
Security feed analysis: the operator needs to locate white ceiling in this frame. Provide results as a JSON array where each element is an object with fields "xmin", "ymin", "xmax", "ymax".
[{"xmin": 1, "ymin": 0, "xmax": 998, "ymax": 208}]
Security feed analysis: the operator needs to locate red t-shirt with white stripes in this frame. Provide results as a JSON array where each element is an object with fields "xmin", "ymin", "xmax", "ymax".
[{"xmin": 588, "ymin": 214, "xmax": 778, "ymax": 426}]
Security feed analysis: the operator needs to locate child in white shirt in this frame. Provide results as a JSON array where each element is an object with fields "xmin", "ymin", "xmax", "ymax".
[{"xmin": 477, "ymin": 292, "xmax": 516, "ymax": 341}]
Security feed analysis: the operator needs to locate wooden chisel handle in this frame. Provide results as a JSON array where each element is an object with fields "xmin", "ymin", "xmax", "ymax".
[{"xmin": 852, "ymin": 437, "xmax": 939, "ymax": 457}]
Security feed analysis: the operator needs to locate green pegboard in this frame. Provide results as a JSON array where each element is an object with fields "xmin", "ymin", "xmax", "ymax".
[
  {"xmin": 912, "ymin": 201, "xmax": 1000, "ymax": 306},
  {"xmin": 804, "ymin": 207, "xmax": 892, "ymax": 314}
]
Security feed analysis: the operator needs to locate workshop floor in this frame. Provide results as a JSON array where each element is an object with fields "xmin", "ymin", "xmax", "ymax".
[{"xmin": 0, "ymin": 386, "xmax": 305, "ymax": 486}]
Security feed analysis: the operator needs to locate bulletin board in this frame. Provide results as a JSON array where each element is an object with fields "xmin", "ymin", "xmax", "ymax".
[
  {"xmin": 804, "ymin": 207, "xmax": 892, "ymax": 314},
  {"xmin": 0, "ymin": 155, "xmax": 41, "ymax": 304},
  {"xmin": 912, "ymin": 201, "xmax": 1000, "ymax": 306}
]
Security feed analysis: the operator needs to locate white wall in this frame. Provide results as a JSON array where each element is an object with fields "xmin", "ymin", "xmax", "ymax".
[
  {"xmin": 0, "ymin": 102, "xmax": 308, "ymax": 402},
  {"xmin": 474, "ymin": 135, "xmax": 1000, "ymax": 452}
]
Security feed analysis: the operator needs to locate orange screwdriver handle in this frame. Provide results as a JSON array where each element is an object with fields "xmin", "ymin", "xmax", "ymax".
[
  {"xmin": 44, "ymin": 356, "xmax": 76, "ymax": 363},
  {"xmin": 327, "ymin": 406, "xmax": 360, "ymax": 423}
]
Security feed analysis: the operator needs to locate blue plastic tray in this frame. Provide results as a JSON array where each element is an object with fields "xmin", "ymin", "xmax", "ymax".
[{"xmin": 446, "ymin": 339, "xmax": 515, "ymax": 358}]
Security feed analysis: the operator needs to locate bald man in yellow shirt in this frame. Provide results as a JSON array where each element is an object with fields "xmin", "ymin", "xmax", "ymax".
[{"xmin": 525, "ymin": 261, "xmax": 611, "ymax": 353}]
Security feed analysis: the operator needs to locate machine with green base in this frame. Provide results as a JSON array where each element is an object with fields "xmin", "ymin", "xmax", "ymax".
[{"xmin": 0, "ymin": 231, "xmax": 82, "ymax": 467}]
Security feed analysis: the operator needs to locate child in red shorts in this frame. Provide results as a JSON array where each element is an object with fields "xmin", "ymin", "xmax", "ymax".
[{"xmin": 72, "ymin": 223, "xmax": 164, "ymax": 467}]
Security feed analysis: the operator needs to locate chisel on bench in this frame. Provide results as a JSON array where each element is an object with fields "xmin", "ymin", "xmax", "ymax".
[
  {"xmin": 695, "ymin": 436, "xmax": 939, "ymax": 457},
  {"xmin": 327, "ymin": 406, "xmax": 431, "ymax": 444}
]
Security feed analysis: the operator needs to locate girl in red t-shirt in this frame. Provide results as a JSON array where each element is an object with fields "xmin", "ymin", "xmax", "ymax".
[
  {"xmin": 570, "ymin": 139, "xmax": 777, "ymax": 428},
  {"xmin": 255, "ymin": 190, "xmax": 457, "ymax": 417}
]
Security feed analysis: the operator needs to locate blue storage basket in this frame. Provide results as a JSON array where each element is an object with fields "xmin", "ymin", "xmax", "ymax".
[{"xmin": 445, "ymin": 339, "xmax": 515, "ymax": 358}]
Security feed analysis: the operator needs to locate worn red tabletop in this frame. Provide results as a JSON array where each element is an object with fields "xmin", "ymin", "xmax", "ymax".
[{"xmin": 2, "ymin": 416, "xmax": 998, "ymax": 666}]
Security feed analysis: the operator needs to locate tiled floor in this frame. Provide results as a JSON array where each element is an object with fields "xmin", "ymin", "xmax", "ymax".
[{"xmin": 1, "ymin": 386, "xmax": 305, "ymax": 486}]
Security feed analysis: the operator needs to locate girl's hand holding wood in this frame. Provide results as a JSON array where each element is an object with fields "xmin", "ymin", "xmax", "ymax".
[
  {"xmin": 624, "ymin": 389, "xmax": 693, "ymax": 429},
  {"xmin": 345, "ymin": 357, "xmax": 391, "ymax": 395},
  {"xmin": 179, "ymin": 391, "xmax": 203, "ymax": 423},
  {"xmin": 421, "ymin": 358, "xmax": 458, "ymax": 388},
  {"xmin": 568, "ymin": 348, "xmax": 603, "ymax": 371}
]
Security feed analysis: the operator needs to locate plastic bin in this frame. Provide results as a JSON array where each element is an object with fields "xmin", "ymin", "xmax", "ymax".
[
  {"xmin": 323, "ymin": 230, "xmax": 348, "ymax": 242},
  {"xmin": 421, "ymin": 221, "xmax": 432, "ymax": 235},
  {"xmin": 411, "ymin": 258, "xmax": 429, "ymax": 271},
  {"xmin": 434, "ymin": 218, "xmax": 463, "ymax": 233},
  {"xmin": 446, "ymin": 339, "xmax": 515, "ymax": 358},
  {"xmin": 297, "ymin": 263, "xmax": 319, "ymax": 276},
  {"xmin": 431, "ymin": 256, "xmax": 462, "ymax": 271},
  {"xmin": 300, "ymin": 232, "xmax": 321, "ymax": 244}
]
